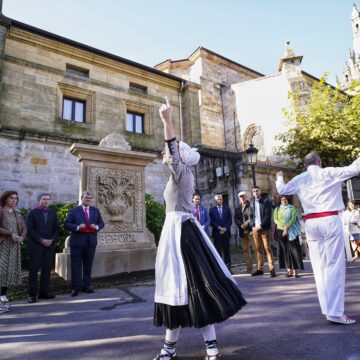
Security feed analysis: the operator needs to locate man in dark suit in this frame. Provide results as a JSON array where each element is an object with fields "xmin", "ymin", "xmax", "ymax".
[
  {"xmin": 209, "ymin": 194, "xmax": 232, "ymax": 271},
  {"xmin": 64, "ymin": 191, "xmax": 104, "ymax": 297},
  {"xmin": 192, "ymin": 193, "xmax": 211, "ymax": 237},
  {"xmin": 248, "ymin": 186, "xmax": 276, "ymax": 277},
  {"xmin": 26, "ymin": 193, "xmax": 59, "ymax": 303}
]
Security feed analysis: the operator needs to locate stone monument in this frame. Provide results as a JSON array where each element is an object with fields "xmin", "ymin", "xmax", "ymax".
[{"xmin": 55, "ymin": 133, "xmax": 157, "ymax": 280}]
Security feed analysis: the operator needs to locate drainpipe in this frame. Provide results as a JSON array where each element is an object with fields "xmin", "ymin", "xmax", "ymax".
[
  {"xmin": 219, "ymin": 84, "xmax": 227, "ymax": 149},
  {"xmin": 231, "ymin": 159, "xmax": 240, "ymax": 247},
  {"xmin": 178, "ymin": 81, "xmax": 185, "ymax": 141},
  {"xmin": 233, "ymin": 111, "xmax": 239, "ymax": 152}
]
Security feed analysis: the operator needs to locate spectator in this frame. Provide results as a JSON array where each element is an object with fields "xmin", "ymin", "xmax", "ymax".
[
  {"xmin": 273, "ymin": 196, "xmax": 304, "ymax": 278},
  {"xmin": 64, "ymin": 191, "xmax": 104, "ymax": 297},
  {"xmin": 0, "ymin": 191, "xmax": 27, "ymax": 311},
  {"xmin": 192, "ymin": 193, "xmax": 211, "ymax": 237},
  {"xmin": 209, "ymin": 194, "xmax": 233, "ymax": 272},
  {"xmin": 234, "ymin": 191, "xmax": 254, "ymax": 273},
  {"xmin": 26, "ymin": 193, "xmax": 59, "ymax": 303},
  {"xmin": 299, "ymin": 214, "xmax": 310, "ymax": 260},
  {"xmin": 249, "ymin": 186, "xmax": 276, "ymax": 277},
  {"xmin": 346, "ymin": 201, "xmax": 360, "ymax": 261}
]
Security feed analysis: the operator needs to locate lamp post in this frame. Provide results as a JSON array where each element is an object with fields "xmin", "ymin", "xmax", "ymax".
[{"xmin": 245, "ymin": 144, "xmax": 258, "ymax": 187}]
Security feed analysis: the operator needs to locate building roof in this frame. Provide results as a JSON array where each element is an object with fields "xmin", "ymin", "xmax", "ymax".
[
  {"xmin": 1, "ymin": 14, "xmax": 185, "ymax": 84},
  {"xmin": 195, "ymin": 145, "xmax": 243, "ymax": 160},
  {"xmin": 155, "ymin": 46, "xmax": 265, "ymax": 78},
  {"xmin": 301, "ymin": 70, "xmax": 347, "ymax": 94}
]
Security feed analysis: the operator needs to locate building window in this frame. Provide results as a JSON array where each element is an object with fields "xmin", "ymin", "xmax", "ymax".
[
  {"xmin": 65, "ymin": 64, "xmax": 89, "ymax": 78},
  {"xmin": 129, "ymin": 83, "xmax": 147, "ymax": 94},
  {"xmin": 126, "ymin": 112, "xmax": 144, "ymax": 134},
  {"xmin": 58, "ymin": 83, "xmax": 95, "ymax": 125},
  {"xmin": 62, "ymin": 97, "xmax": 86, "ymax": 122}
]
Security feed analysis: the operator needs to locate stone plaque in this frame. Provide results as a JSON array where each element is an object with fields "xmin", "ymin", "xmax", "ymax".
[{"xmin": 87, "ymin": 166, "xmax": 143, "ymax": 234}]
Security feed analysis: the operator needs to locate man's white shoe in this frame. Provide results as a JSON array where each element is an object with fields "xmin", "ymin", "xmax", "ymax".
[
  {"xmin": 0, "ymin": 295, "xmax": 9, "ymax": 303},
  {"xmin": 326, "ymin": 315, "xmax": 356, "ymax": 325}
]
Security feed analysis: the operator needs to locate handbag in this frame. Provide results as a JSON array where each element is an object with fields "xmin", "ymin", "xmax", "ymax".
[{"xmin": 0, "ymin": 210, "xmax": 5, "ymax": 244}]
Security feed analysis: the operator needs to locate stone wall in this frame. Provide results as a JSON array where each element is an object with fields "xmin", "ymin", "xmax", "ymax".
[
  {"xmin": 0, "ymin": 138, "xmax": 80, "ymax": 208},
  {"xmin": 0, "ymin": 133, "xmax": 168, "ymax": 208},
  {"xmin": 198, "ymin": 55, "xmax": 258, "ymax": 149},
  {"xmin": 0, "ymin": 23, "xmax": 201, "ymax": 207}
]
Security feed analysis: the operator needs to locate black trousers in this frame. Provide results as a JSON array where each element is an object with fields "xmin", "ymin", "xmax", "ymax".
[
  {"xmin": 214, "ymin": 234, "xmax": 231, "ymax": 268},
  {"xmin": 277, "ymin": 231, "xmax": 304, "ymax": 270},
  {"xmin": 70, "ymin": 244, "xmax": 96, "ymax": 290},
  {"xmin": 28, "ymin": 241, "xmax": 55, "ymax": 297}
]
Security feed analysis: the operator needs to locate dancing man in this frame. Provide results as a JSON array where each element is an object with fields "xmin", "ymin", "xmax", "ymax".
[{"xmin": 276, "ymin": 153, "xmax": 360, "ymax": 325}]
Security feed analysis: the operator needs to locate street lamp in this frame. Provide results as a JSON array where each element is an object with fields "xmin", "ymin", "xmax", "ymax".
[{"xmin": 245, "ymin": 143, "xmax": 258, "ymax": 186}]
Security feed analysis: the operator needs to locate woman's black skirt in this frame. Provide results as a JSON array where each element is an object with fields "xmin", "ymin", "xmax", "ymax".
[
  {"xmin": 277, "ymin": 230, "xmax": 304, "ymax": 270},
  {"xmin": 154, "ymin": 219, "xmax": 247, "ymax": 329}
]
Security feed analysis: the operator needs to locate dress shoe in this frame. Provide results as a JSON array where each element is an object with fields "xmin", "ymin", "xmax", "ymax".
[
  {"xmin": 27, "ymin": 296, "xmax": 36, "ymax": 303},
  {"xmin": 82, "ymin": 288, "xmax": 95, "ymax": 293},
  {"xmin": 38, "ymin": 294, "xmax": 56, "ymax": 300},
  {"xmin": 251, "ymin": 270, "xmax": 264, "ymax": 276},
  {"xmin": 270, "ymin": 270, "xmax": 277, "ymax": 277},
  {"xmin": 71, "ymin": 290, "xmax": 79, "ymax": 297}
]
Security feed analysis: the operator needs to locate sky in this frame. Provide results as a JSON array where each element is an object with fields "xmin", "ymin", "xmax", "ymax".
[{"xmin": 1, "ymin": 0, "xmax": 358, "ymax": 85}]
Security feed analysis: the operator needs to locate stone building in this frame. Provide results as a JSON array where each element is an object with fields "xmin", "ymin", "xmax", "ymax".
[
  {"xmin": 155, "ymin": 45, "xmax": 308, "ymax": 211},
  {"xmin": 0, "ymin": 7, "xmax": 335, "ymax": 238},
  {"xmin": 342, "ymin": 3, "xmax": 360, "ymax": 88},
  {"xmin": 0, "ymin": 11, "xmax": 200, "ymax": 209}
]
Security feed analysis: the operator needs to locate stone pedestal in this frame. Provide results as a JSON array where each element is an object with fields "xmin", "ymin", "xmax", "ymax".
[{"xmin": 55, "ymin": 134, "xmax": 157, "ymax": 280}]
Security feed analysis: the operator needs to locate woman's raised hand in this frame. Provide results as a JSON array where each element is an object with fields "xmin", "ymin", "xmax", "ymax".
[{"xmin": 159, "ymin": 96, "xmax": 172, "ymax": 125}]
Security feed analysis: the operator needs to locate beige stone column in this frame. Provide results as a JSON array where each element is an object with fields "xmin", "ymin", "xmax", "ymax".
[{"xmin": 55, "ymin": 134, "xmax": 158, "ymax": 280}]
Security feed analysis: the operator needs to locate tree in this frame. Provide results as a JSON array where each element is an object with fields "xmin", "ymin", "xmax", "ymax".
[
  {"xmin": 145, "ymin": 193, "xmax": 165, "ymax": 246},
  {"xmin": 276, "ymin": 76, "xmax": 360, "ymax": 169}
]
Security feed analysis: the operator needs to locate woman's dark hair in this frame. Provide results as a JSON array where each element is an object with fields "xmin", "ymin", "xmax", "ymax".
[
  {"xmin": 280, "ymin": 195, "xmax": 291, "ymax": 204},
  {"xmin": 347, "ymin": 201, "xmax": 357, "ymax": 210},
  {"xmin": 0, "ymin": 190, "xmax": 19, "ymax": 207}
]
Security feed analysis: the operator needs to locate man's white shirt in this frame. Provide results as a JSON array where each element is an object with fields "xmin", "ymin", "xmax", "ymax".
[
  {"xmin": 276, "ymin": 158, "xmax": 360, "ymax": 214},
  {"xmin": 254, "ymin": 199, "xmax": 261, "ymax": 227}
]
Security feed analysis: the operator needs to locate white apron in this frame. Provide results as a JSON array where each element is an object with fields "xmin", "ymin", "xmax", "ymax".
[{"xmin": 154, "ymin": 211, "xmax": 236, "ymax": 306}]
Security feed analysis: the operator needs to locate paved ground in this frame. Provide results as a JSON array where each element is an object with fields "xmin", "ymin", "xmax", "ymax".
[{"xmin": 1, "ymin": 260, "xmax": 360, "ymax": 360}]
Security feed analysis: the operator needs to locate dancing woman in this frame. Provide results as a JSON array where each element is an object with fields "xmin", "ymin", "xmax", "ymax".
[{"xmin": 153, "ymin": 98, "xmax": 247, "ymax": 360}]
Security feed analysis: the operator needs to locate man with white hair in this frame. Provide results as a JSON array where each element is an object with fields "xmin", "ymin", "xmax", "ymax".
[
  {"xmin": 209, "ymin": 194, "xmax": 233, "ymax": 272},
  {"xmin": 276, "ymin": 153, "xmax": 360, "ymax": 325}
]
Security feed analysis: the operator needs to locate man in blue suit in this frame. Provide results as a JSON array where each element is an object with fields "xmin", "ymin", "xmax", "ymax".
[
  {"xmin": 64, "ymin": 191, "xmax": 104, "ymax": 297},
  {"xmin": 209, "ymin": 194, "xmax": 232, "ymax": 271},
  {"xmin": 192, "ymin": 193, "xmax": 211, "ymax": 237}
]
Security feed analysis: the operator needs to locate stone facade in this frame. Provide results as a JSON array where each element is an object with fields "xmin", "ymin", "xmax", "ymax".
[
  {"xmin": 0, "ymin": 16, "xmax": 310, "ymax": 241},
  {"xmin": 232, "ymin": 42, "xmax": 311, "ymax": 162},
  {"xmin": 156, "ymin": 47, "xmax": 262, "ymax": 151},
  {"xmin": 0, "ymin": 18, "xmax": 200, "ymax": 208},
  {"xmin": 0, "ymin": 138, "xmax": 80, "ymax": 208},
  {"xmin": 155, "ymin": 47, "xmax": 299, "ymax": 223},
  {"xmin": 342, "ymin": 4, "xmax": 360, "ymax": 89}
]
